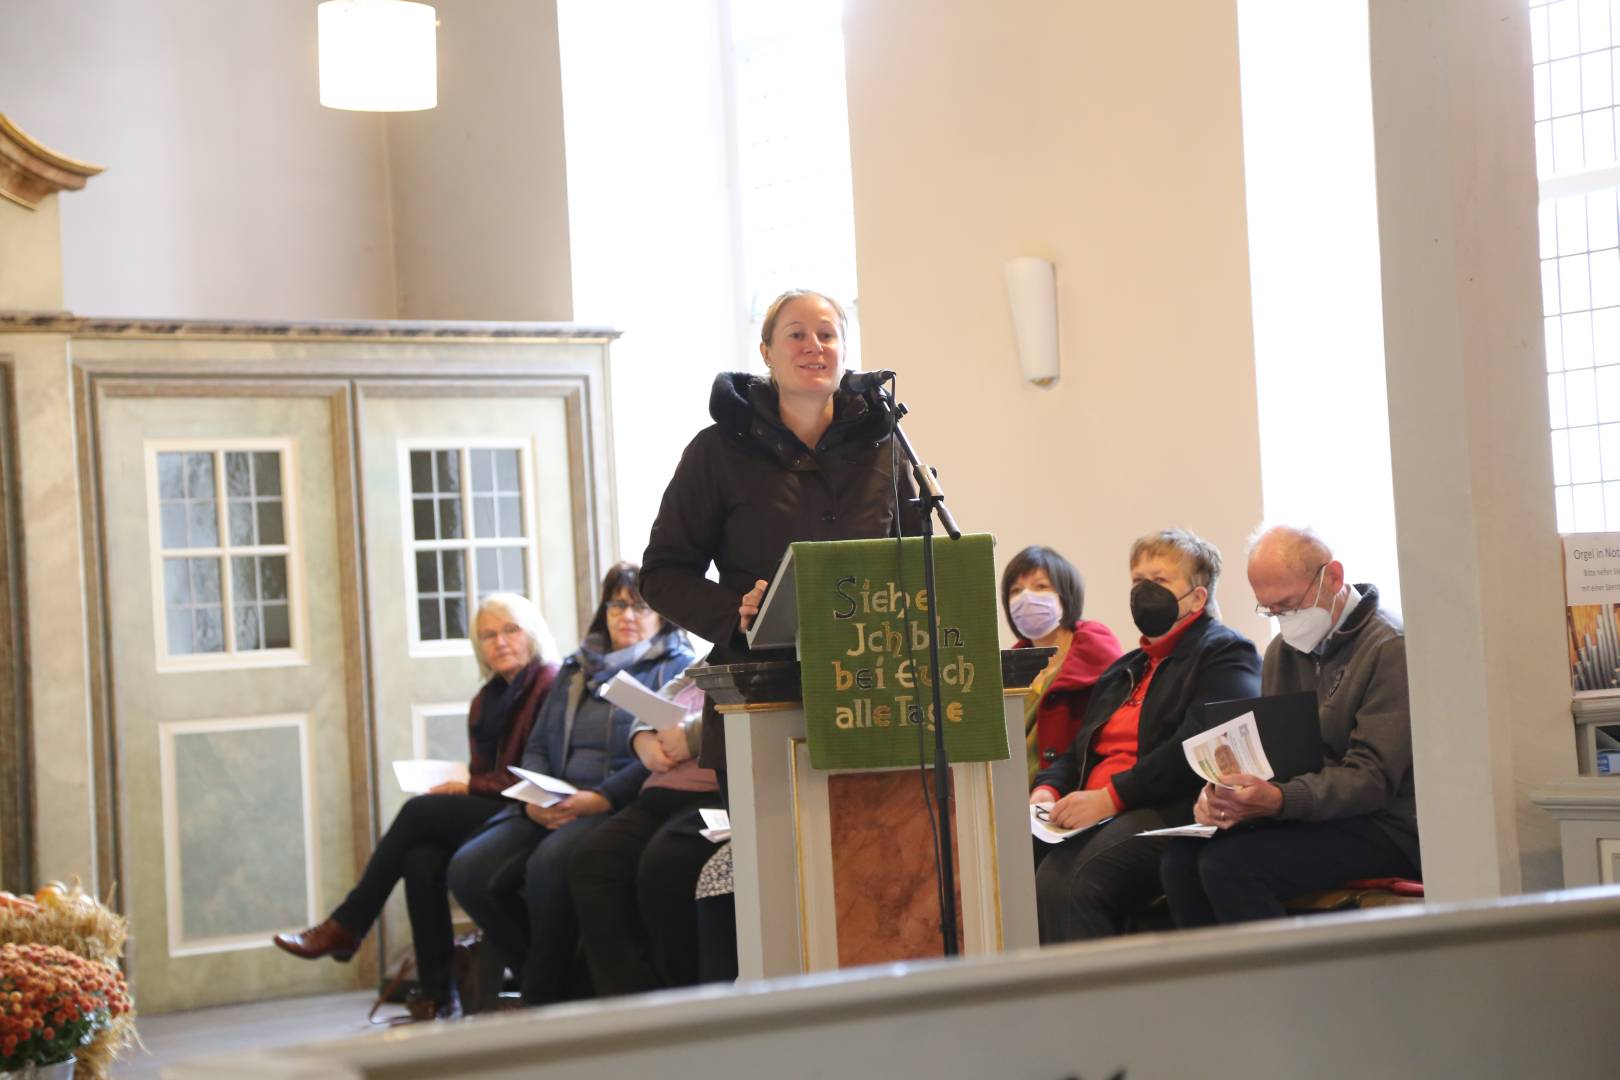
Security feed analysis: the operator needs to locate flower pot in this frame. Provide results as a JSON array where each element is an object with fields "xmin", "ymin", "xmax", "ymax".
[{"xmin": 1, "ymin": 1058, "xmax": 75, "ymax": 1079}]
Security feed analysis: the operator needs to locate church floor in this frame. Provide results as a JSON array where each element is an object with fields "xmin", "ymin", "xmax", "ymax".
[{"xmin": 113, "ymin": 990, "xmax": 382, "ymax": 1078}]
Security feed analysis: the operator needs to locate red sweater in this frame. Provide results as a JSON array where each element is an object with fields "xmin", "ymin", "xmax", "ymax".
[{"xmin": 1084, "ymin": 612, "xmax": 1200, "ymax": 809}]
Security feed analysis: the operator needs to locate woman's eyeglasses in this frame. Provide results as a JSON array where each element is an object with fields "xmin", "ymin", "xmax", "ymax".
[{"xmin": 606, "ymin": 600, "xmax": 652, "ymax": 615}]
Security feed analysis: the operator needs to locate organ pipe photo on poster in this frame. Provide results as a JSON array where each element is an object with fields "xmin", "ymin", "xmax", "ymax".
[{"xmin": 1563, "ymin": 533, "xmax": 1620, "ymax": 695}]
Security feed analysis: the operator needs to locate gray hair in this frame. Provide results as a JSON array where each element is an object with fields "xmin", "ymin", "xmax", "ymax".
[
  {"xmin": 472, "ymin": 592, "xmax": 560, "ymax": 681},
  {"xmin": 1129, "ymin": 527, "xmax": 1223, "ymax": 593},
  {"xmin": 1246, "ymin": 523, "xmax": 1334, "ymax": 577}
]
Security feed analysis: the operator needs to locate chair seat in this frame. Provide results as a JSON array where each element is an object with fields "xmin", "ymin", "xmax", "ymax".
[
  {"xmin": 1286, "ymin": 877, "xmax": 1424, "ymax": 913},
  {"xmin": 1342, "ymin": 877, "xmax": 1425, "ymax": 896}
]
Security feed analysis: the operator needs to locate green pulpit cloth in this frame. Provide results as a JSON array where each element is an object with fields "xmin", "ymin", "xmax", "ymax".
[{"xmin": 793, "ymin": 533, "xmax": 1009, "ymax": 770}]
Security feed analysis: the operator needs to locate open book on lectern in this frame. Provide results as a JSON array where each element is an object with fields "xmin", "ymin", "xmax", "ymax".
[{"xmin": 744, "ymin": 545, "xmax": 800, "ymax": 652}]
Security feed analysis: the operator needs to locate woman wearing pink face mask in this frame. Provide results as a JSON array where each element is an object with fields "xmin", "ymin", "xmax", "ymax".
[{"xmin": 1001, "ymin": 546, "xmax": 1123, "ymax": 787}]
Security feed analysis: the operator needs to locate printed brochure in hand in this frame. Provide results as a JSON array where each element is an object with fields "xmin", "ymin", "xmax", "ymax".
[
  {"xmin": 502, "ymin": 765, "xmax": 579, "ymax": 807},
  {"xmin": 1182, "ymin": 712, "xmax": 1275, "ymax": 788}
]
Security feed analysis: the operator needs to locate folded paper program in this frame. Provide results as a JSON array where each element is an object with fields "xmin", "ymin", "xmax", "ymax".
[
  {"xmin": 601, "ymin": 670, "xmax": 696, "ymax": 731},
  {"xmin": 392, "ymin": 759, "xmax": 470, "ymax": 794},
  {"xmin": 502, "ymin": 765, "xmax": 579, "ymax": 808},
  {"xmin": 699, "ymin": 807, "xmax": 731, "ymax": 843}
]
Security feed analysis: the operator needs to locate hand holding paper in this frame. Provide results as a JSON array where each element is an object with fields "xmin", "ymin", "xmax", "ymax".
[
  {"xmin": 502, "ymin": 765, "xmax": 579, "ymax": 808},
  {"xmin": 601, "ymin": 671, "xmax": 693, "ymax": 732},
  {"xmin": 1182, "ymin": 711, "xmax": 1275, "ymax": 788},
  {"xmin": 1199, "ymin": 772, "xmax": 1282, "ymax": 827},
  {"xmin": 1030, "ymin": 802, "xmax": 1111, "ymax": 844},
  {"xmin": 1043, "ymin": 788, "xmax": 1115, "ymax": 831},
  {"xmin": 393, "ymin": 759, "xmax": 470, "ymax": 794}
]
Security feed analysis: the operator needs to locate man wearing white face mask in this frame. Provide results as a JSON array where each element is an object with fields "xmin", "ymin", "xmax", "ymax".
[{"xmin": 1159, "ymin": 524, "xmax": 1419, "ymax": 927}]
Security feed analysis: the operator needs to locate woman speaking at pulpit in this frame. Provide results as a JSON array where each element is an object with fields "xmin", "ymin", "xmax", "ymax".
[{"xmin": 639, "ymin": 288, "xmax": 920, "ymax": 783}]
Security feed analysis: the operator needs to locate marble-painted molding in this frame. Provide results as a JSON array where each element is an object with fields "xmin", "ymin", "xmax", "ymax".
[
  {"xmin": 0, "ymin": 114, "xmax": 104, "ymax": 211},
  {"xmin": 0, "ymin": 310, "xmax": 621, "ymax": 341}
]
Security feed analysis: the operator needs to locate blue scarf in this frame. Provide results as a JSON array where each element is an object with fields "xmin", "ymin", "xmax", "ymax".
[{"xmin": 574, "ymin": 631, "xmax": 659, "ymax": 697}]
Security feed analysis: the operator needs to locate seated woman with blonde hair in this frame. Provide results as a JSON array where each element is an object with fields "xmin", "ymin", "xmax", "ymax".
[{"xmin": 274, "ymin": 591, "xmax": 561, "ymax": 1020}]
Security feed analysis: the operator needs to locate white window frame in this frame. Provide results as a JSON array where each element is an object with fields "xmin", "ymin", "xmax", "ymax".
[
  {"xmin": 398, "ymin": 437, "xmax": 542, "ymax": 659},
  {"xmin": 1532, "ymin": 0, "xmax": 1620, "ymax": 532},
  {"xmin": 411, "ymin": 701, "xmax": 471, "ymax": 762},
  {"xmin": 144, "ymin": 437, "xmax": 309, "ymax": 673},
  {"xmin": 159, "ymin": 713, "xmax": 319, "ymax": 956},
  {"xmin": 720, "ymin": 0, "xmax": 864, "ymax": 367}
]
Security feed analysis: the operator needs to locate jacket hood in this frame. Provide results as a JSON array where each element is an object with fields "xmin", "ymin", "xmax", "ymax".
[
  {"xmin": 1015, "ymin": 619, "xmax": 1123, "ymax": 694},
  {"xmin": 1048, "ymin": 620, "xmax": 1125, "ymax": 693},
  {"xmin": 1319, "ymin": 583, "xmax": 1395, "ymax": 658},
  {"xmin": 707, "ymin": 371, "xmax": 894, "ymax": 466},
  {"xmin": 709, "ymin": 371, "xmax": 763, "ymax": 433}
]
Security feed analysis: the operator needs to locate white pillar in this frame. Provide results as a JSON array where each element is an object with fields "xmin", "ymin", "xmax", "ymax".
[{"xmin": 1369, "ymin": 0, "xmax": 1576, "ymax": 898}]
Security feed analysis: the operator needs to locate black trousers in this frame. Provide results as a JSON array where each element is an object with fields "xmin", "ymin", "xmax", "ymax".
[
  {"xmin": 696, "ymin": 893, "xmax": 738, "ymax": 984},
  {"xmin": 1161, "ymin": 817, "xmax": 1421, "ymax": 927},
  {"xmin": 330, "ymin": 792, "xmax": 503, "ymax": 1000},
  {"xmin": 447, "ymin": 809, "xmax": 604, "ymax": 1004},
  {"xmin": 568, "ymin": 787, "xmax": 722, "ymax": 996},
  {"xmin": 1032, "ymin": 807, "xmax": 1171, "ymax": 943}
]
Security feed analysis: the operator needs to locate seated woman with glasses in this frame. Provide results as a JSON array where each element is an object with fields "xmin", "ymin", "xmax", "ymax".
[
  {"xmin": 448, "ymin": 562, "xmax": 695, "ymax": 1006},
  {"xmin": 273, "ymin": 591, "xmax": 560, "ymax": 1020}
]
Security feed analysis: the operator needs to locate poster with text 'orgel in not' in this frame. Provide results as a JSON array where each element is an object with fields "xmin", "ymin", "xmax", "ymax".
[{"xmin": 1562, "ymin": 533, "xmax": 1620, "ymax": 695}]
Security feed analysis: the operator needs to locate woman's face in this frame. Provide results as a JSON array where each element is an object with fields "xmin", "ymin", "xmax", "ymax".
[
  {"xmin": 760, "ymin": 295, "xmax": 843, "ymax": 398},
  {"xmin": 1007, "ymin": 568, "xmax": 1056, "ymax": 605},
  {"xmin": 475, "ymin": 611, "xmax": 534, "ymax": 680},
  {"xmin": 605, "ymin": 586, "xmax": 662, "ymax": 652}
]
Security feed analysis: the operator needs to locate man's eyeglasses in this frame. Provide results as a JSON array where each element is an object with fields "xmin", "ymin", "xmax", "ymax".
[
  {"xmin": 1254, "ymin": 562, "xmax": 1328, "ymax": 619},
  {"xmin": 606, "ymin": 600, "xmax": 652, "ymax": 615}
]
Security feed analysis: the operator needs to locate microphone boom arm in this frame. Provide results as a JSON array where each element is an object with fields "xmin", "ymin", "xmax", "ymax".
[{"xmin": 887, "ymin": 401, "xmax": 962, "ymax": 541}]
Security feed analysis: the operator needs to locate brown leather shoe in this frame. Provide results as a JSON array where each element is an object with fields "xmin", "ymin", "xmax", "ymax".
[{"xmin": 273, "ymin": 919, "xmax": 360, "ymax": 962}]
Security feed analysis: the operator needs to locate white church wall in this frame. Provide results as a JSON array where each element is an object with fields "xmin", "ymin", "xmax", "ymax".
[
  {"xmin": 0, "ymin": 0, "xmax": 398, "ymax": 321},
  {"xmin": 841, "ymin": 0, "xmax": 1269, "ymax": 648},
  {"xmin": 387, "ymin": 0, "xmax": 575, "ymax": 322}
]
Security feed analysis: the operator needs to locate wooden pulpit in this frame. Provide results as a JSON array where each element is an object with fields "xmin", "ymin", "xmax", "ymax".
[{"xmin": 693, "ymin": 651, "xmax": 1045, "ymax": 979}]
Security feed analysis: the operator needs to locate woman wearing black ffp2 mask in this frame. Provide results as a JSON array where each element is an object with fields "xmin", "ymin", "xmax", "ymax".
[{"xmin": 1129, "ymin": 579, "xmax": 1200, "ymax": 638}]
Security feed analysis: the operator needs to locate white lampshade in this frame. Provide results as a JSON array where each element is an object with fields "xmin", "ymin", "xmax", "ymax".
[
  {"xmin": 318, "ymin": 0, "xmax": 438, "ymax": 112},
  {"xmin": 1002, "ymin": 256, "xmax": 1060, "ymax": 387}
]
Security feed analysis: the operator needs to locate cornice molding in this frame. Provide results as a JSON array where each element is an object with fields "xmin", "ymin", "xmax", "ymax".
[
  {"xmin": 0, "ymin": 113, "xmax": 104, "ymax": 210},
  {"xmin": 0, "ymin": 310, "xmax": 622, "ymax": 343}
]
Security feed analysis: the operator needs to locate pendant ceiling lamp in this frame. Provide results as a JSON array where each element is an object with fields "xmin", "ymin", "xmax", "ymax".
[{"xmin": 318, "ymin": 0, "xmax": 438, "ymax": 112}]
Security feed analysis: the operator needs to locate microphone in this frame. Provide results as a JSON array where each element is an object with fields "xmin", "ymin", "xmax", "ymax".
[{"xmin": 841, "ymin": 369, "xmax": 896, "ymax": 396}]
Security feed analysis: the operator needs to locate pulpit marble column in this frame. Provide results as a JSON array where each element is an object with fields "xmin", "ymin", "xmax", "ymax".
[{"xmin": 694, "ymin": 651, "xmax": 1044, "ymax": 979}]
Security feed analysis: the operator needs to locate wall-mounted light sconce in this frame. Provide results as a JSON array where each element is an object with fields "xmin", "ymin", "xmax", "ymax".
[
  {"xmin": 1002, "ymin": 256, "xmax": 1060, "ymax": 388},
  {"xmin": 318, "ymin": 0, "xmax": 438, "ymax": 112}
]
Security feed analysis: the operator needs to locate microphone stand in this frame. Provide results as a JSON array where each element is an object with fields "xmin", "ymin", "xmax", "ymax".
[{"xmin": 875, "ymin": 391, "xmax": 962, "ymax": 957}]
